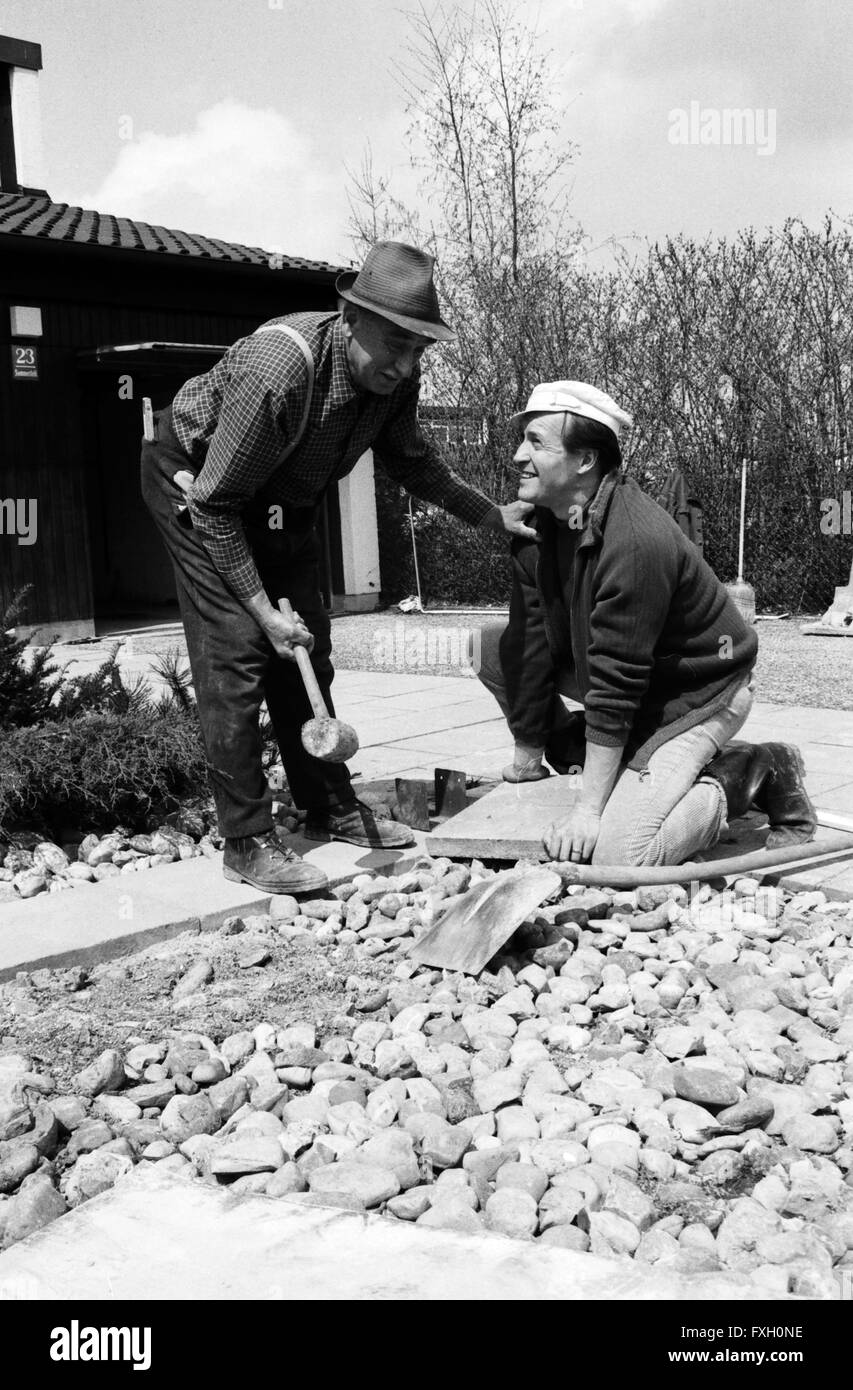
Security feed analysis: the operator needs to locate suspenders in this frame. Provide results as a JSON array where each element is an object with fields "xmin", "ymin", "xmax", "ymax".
[
  {"xmin": 252, "ymin": 322, "xmax": 315, "ymax": 462},
  {"xmin": 172, "ymin": 323, "xmax": 315, "ymax": 518}
]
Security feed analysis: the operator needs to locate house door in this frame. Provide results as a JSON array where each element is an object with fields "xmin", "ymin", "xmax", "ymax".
[
  {"xmin": 82, "ymin": 374, "xmax": 184, "ymax": 625},
  {"xmin": 81, "ymin": 360, "xmax": 349, "ymax": 627}
]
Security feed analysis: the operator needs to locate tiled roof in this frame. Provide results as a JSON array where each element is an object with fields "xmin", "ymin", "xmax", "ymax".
[{"xmin": 0, "ymin": 192, "xmax": 342, "ymax": 275}]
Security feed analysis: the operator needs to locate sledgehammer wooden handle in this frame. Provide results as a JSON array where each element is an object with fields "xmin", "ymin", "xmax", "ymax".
[{"xmin": 278, "ymin": 598, "xmax": 328, "ymax": 721}]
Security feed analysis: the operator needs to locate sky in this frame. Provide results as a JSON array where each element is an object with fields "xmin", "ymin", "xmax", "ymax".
[{"xmin": 2, "ymin": 0, "xmax": 851, "ymax": 268}]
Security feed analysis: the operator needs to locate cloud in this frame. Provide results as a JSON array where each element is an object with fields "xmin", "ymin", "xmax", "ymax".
[
  {"xmin": 567, "ymin": 0, "xmax": 853, "ymax": 143},
  {"xmin": 72, "ymin": 100, "xmax": 349, "ymax": 261}
]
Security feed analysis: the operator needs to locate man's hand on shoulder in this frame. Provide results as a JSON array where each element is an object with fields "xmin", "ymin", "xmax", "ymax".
[{"xmin": 481, "ymin": 501, "xmax": 539, "ymax": 541}]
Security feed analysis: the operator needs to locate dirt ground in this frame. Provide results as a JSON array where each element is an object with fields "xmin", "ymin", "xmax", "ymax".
[{"xmin": 0, "ymin": 920, "xmax": 396, "ymax": 1092}]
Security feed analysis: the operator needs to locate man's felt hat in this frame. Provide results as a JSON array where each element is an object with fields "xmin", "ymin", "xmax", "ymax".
[
  {"xmin": 336, "ymin": 241, "xmax": 455, "ymax": 342},
  {"xmin": 511, "ymin": 380, "xmax": 633, "ymax": 441}
]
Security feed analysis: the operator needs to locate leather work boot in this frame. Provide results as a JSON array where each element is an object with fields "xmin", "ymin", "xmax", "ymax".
[
  {"xmin": 223, "ymin": 829, "xmax": 328, "ymax": 893},
  {"xmin": 702, "ymin": 744, "xmax": 774, "ymax": 821},
  {"xmin": 304, "ymin": 800, "xmax": 416, "ymax": 849},
  {"xmin": 751, "ymin": 742, "xmax": 817, "ymax": 848}
]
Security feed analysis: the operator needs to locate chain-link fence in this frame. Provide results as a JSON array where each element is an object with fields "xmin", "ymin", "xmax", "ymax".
[
  {"xmin": 377, "ymin": 444, "xmax": 853, "ymax": 614},
  {"xmin": 633, "ymin": 452, "xmax": 853, "ymax": 615}
]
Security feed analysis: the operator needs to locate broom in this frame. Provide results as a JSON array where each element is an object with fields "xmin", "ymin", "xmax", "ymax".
[{"xmin": 725, "ymin": 457, "xmax": 756, "ymax": 624}]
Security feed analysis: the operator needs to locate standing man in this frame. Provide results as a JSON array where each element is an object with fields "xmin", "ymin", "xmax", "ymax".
[
  {"xmin": 141, "ymin": 242, "xmax": 535, "ymax": 894},
  {"xmin": 477, "ymin": 380, "xmax": 817, "ymax": 866}
]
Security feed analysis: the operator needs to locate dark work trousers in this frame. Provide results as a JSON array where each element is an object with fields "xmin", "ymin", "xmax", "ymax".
[
  {"xmin": 140, "ymin": 408, "xmax": 353, "ymax": 838},
  {"xmin": 477, "ymin": 621, "xmax": 587, "ymax": 770}
]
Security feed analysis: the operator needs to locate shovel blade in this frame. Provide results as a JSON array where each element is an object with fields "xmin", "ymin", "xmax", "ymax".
[{"xmin": 407, "ymin": 867, "xmax": 561, "ymax": 975}]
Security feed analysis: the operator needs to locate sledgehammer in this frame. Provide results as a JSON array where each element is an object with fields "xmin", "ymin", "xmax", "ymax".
[{"xmin": 277, "ymin": 597, "xmax": 359, "ymax": 763}]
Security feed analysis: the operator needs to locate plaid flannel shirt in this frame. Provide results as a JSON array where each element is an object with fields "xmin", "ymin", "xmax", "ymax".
[{"xmin": 170, "ymin": 311, "xmax": 496, "ymax": 600}]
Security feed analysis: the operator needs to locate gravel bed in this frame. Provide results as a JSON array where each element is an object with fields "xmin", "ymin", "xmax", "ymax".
[{"xmin": 2, "ymin": 854, "xmax": 852, "ymax": 1299}]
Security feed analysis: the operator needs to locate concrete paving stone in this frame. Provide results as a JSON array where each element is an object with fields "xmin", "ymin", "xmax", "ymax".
[
  {"xmin": 338, "ymin": 673, "xmax": 455, "ymax": 698},
  {"xmin": 773, "ymin": 853, "xmax": 853, "ymax": 899},
  {"xmin": 744, "ymin": 704, "xmax": 847, "ymax": 727},
  {"xmin": 0, "ymin": 1166, "xmax": 789, "ymax": 1301},
  {"xmin": 351, "ymin": 711, "xmax": 506, "ymax": 748},
  {"xmin": 802, "ymin": 774, "xmax": 853, "ymax": 799},
  {"xmin": 444, "ymin": 748, "xmax": 515, "ymax": 772},
  {"xmin": 379, "ymin": 685, "xmax": 497, "ymax": 704},
  {"xmin": 427, "ymin": 779, "xmax": 583, "ymax": 859},
  {"xmin": 394, "ymin": 756, "xmax": 514, "ymax": 788},
  {"xmin": 779, "ymin": 748, "xmax": 853, "ymax": 777},
  {"xmin": 778, "ymin": 857, "xmax": 853, "ymax": 898},
  {"xmin": 375, "ymin": 698, "xmax": 501, "ymax": 721},
  {"xmin": 258, "ymin": 832, "xmax": 428, "ymax": 881},
  {"xmin": 328, "ymin": 693, "xmax": 389, "ymax": 709},
  {"xmin": 351, "ymin": 751, "xmax": 447, "ymax": 780},
  {"xmin": 810, "ymin": 726, "xmax": 853, "ymax": 744},
  {"xmin": 379, "ymin": 725, "xmax": 511, "ymax": 758},
  {"xmin": 809, "ymin": 785, "xmax": 853, "ymax": 816}
]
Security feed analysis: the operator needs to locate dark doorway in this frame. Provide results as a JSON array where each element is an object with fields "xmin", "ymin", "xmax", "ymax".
[
  {"xmin": 79, "ymin": 343, "xmax": 351, "ymax": 632},
  {"xmin": 81, "ymin": 370, "xmax": 185, "ymax": 630}
]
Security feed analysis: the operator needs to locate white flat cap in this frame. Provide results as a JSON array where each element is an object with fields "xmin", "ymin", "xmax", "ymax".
[{"xmin": 510, "ymin": 380, "xmax": 633, "ymax": 441}]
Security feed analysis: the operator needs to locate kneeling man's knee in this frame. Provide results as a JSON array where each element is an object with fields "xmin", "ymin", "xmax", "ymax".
[
  {"xmin": 592, "ymin": 832, "xmax": 664, "ymax": 868},
  {"xmin": 476, "ymin": 621, "xmax": 507, "ymax": 688}
]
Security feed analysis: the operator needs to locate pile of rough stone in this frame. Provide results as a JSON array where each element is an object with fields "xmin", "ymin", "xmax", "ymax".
[
  {"xmin": 1, "ymin": 855, "xmax": 853, "ymax": 1299},
  {"xmin": 0, "ymin": 825, "xmax": 214, "ymax": 902},
  {"xmin": 0, "ymin": 782, "xmax": 307, "ymax": 903}
]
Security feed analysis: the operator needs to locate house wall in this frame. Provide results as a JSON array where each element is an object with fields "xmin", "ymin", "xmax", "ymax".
[
  {"xmin": 0, "ymin": 242, "xmax": 345, "ymax": 638},
  {"xmin": 337, "ymin": 450, "xmax": 381, "ymax": 610}
]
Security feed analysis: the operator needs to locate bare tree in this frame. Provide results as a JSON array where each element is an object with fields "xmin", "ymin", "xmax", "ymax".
[
  {"xmin": 345, "ymin": 145, "xmax": 416, "ymax": 253},
  {"xmin": 388, "ymin": 0, "xmax": 578, "ymax": 279},
  {"xmin": 347, "ymin": 6, "xmax": 853, "ymax": 614}
]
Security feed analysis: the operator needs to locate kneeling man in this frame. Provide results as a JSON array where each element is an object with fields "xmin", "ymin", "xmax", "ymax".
[{"xmin": 478, "ymin": 381, "xmax": 816, "ymax": 866}]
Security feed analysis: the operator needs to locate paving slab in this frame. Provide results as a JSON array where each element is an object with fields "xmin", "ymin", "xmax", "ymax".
[
  {"xmin": 425, "ymin": 778, "xmax": 853, "ymax": 896},
  {"xmin": 0, "ymin": 834, "xmax": 426, "ymax": 982},
  {"xmin": 426, "ymin": 777, "xmax": 583, "ymax": 858},
  {"xmin": 0, "ymin": 1165, "xmax": 785, "ymax": 1302},
  {"xmin": 349, "ymin": 708, "xmax": 503, "ymax": 747},
  {"xmin": 776, "ymin": 854, "xmax": 853, "ymax": 898},
  {"xmin": 376, "ymin": 690, "xmax": 496, "ymax": 713}
]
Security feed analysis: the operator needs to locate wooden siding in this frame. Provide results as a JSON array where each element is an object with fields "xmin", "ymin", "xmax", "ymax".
[{"xmin": 0, "ymin": 243, "xmax": 337, "ymax": 631}]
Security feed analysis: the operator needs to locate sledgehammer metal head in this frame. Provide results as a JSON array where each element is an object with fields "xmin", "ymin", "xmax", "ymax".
[{"xmin": 277, "ymin": 598, "xmax": 359, "ymax": 763}]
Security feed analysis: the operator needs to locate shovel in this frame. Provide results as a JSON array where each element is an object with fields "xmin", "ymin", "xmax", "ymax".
[{"xmin": 407, "ymin": 866, "xmax": 560, "ymax": 975}]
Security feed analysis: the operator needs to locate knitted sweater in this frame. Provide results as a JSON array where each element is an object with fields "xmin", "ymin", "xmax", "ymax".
[{"xmin": 500, "ymin": 471, "xmax": 758, "ymax": 769}]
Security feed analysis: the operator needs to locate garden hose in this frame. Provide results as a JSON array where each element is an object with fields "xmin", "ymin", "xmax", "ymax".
[{"xmin": 548, "ymin": 813, "xmax": 853, "ymax": 889}]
